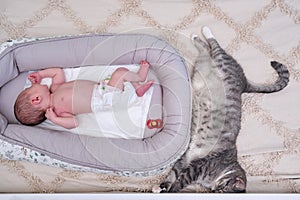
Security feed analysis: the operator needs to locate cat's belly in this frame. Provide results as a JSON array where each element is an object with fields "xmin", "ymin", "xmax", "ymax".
[{"xmin": 185, "ymin": 133, "xmax": 220, "ymax": 162}]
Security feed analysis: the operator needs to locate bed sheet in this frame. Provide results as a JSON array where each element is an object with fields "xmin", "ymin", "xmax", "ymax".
[{"xmin": 0, "ymin": 0, "xmax": 299, "ymax": 193}]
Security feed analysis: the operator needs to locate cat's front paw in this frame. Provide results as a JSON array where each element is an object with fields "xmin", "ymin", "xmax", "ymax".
[
  {"xmin": 152, "ymin": 185, "xmax": 165, "ymax": 193},
  {"xmin": 168, "ymin": 180, "xmax": 183, "ymax": 193},
  {"xmin": 152, "ymin": 182, "xmax": 171, "ymax": 193}
]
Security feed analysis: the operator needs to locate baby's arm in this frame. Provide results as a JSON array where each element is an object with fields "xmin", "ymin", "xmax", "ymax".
[
  {"xmin": 45, "ymin": 107, "xmax": 77, "ymax": 129},
  {"xmin": 28, "ymin": 68, "xmax": 65, "ymax": 92}
]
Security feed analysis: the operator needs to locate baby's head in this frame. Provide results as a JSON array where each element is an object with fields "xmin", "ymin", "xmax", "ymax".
[{"xmin": 14, "ymin": 84, "xmax": 50, "ymax": 126}]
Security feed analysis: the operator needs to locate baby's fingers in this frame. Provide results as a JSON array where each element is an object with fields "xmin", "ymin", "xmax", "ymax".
[
  {"xmin": 28, "ymin": 72, "xmax": 41, "ymax": 83},
  {"xmin": 45, "ymin": 107, "xmax": 56, "ymax": 119},
  {"xmin": 28, "ymin": 75, "xmax": 37, "ymax": 83},
  {"xmin": 45, "ymin": 108, "xmax": 51, "ymax": 117}
]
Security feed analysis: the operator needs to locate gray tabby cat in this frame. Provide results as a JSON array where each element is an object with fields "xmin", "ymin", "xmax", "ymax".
[{"xmin": 153, "ymin": 27, "xmax": 289, "ymax": 193}]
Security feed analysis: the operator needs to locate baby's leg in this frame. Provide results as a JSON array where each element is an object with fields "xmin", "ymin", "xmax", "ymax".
[
  {"xmin": 134, "ymin": 80, "xmax": 154, "ymax": 97},
  {"xmin": 137, "ymin": 60, "xmax": 150, "ymax": 81},
  {"xmin": 107, "ymin": 67, "xmax": 127, "ymax": 91},
  {"xmin": 133, "ymin": 60, "xmax": 153, "ymax": 97},
  {"xmin": 108, "ymin": 65, "xmax": 153, "ymax": 96}
]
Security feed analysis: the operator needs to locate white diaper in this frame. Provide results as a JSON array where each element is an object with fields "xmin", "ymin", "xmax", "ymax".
[
  {"xmin": 83, "ymin": 81, "xmax": 153, "ymax": 139},
  {"xmin": 91, "ymin": 82, "xmax": 121, "ymax": 112}
]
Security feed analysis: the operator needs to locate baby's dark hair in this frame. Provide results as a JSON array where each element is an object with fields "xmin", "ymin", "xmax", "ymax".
[{"xmin": 14, "ymin": 89, "xmax": 46, "ymax": 126}]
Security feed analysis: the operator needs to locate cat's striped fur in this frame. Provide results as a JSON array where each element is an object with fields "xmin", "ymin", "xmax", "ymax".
[{"xmin": 154, "ymin": 27, "xmax": 289, "ymax": 193}]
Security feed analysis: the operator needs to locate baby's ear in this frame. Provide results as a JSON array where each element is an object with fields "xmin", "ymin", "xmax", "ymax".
[{"xmin": 31, "ymin": 96, "xmax": 41, "ymax": 105}]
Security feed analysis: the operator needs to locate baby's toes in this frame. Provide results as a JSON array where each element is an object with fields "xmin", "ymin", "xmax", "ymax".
[{"xmin": 140, "ymin": 60, "xmax": 150, "ymax": 67}]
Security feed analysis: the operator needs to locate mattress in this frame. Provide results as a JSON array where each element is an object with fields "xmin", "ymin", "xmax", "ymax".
[
  {"xmin": 0, "ymin": 0, "xmax": 299, "ymax": 193},
  {"xmin": 0, "ymin": 33, "xmax": 191, "ymax": 176}
]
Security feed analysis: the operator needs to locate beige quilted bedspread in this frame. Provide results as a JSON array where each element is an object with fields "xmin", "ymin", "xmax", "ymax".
[{"xmin": 0, "ymin": 0, "xmax": 299, "ymax": 193}]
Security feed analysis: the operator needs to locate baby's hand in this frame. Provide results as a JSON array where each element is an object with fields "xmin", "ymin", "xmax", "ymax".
[
  {"xmin": 28, "ymin": 72, "xmax": 42, "ymax": 84},
  {"xmin": 45, "ymin": 107, "xmax": 57, "ymax": 121}
]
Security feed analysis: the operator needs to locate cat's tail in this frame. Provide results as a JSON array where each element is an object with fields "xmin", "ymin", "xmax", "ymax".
[{"xmin": 245, "ymin": 61, "xmax": 289, "ymax": 93}]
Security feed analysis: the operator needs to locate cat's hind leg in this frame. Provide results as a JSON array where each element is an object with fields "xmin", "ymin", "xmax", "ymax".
[
  {"xmin": 202, "ymin": 26, "xmax": 215, "ymax": 39},
  {"xmin": 191, "ymin": 34, "xmax": 210, "ymax": 52},
  {"xmin": 201, "ymin": 26, "xmax": 223, "ymax": 54}
]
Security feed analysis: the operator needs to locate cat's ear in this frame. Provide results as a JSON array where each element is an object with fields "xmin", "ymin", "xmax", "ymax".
[{"xmin": 233, "ymin": 177, "xmax": 246, "ymax": 192}]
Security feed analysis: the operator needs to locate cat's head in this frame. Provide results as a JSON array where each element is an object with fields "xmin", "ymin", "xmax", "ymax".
[{"xmin": 211, "ymin": 164, "xmax": 247, "ymax": 193}]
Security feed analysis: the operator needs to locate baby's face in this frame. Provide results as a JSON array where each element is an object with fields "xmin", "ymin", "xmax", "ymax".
[{"xmin": 30, "ymin": 84, "xmax": 49, "ymax": 95}]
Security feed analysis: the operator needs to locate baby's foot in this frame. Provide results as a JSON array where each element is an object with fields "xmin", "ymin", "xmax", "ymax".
[
  {"xmin": 138, "ymin": 60, "xmax": 150, "ymax": 82},
  {"xmin": 136, "ymin": 80, "xmax": 154, "ymax": 97},
  {"xmin": 140, "ymin": 60, "xmax": 150, "ymax": 69}
]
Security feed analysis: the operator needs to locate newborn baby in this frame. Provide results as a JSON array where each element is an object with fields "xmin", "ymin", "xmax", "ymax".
[{"xmin": 14, "ymin": 61, "xmax": 153, "ymax": 129}]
